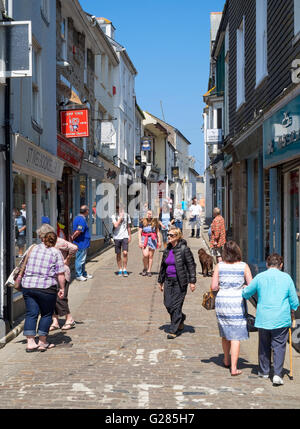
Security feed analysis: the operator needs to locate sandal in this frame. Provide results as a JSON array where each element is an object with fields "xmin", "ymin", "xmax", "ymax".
[
  {"xmin": 142, "ymin": 269, "xmax": 147, "ymax": 276},
  {"xmin": 38, "ymin": 343, "xmax": 56, "ymax": 352},
  {"xmin": 231, "ymin": 370, "xmax": 242, "ymax": 376},
  {"xmin": 147, "ymin": 272, "xmax": 152, "ymax": 277},
  {"xmin": 61, "ymin": 321, "xmax": 76, "ymax": 330},
  {"xmin": 49, "ymin": 324, "xmax": 60, "ymax": 332},
  {"xmin": 26, "ymin": 347, "xmax": 39, "ymax": 353}
]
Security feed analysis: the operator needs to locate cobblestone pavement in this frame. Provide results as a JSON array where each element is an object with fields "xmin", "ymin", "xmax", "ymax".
[{"xmin": 0, "ymin": 225, "xmax": 300, "ymax": 409}]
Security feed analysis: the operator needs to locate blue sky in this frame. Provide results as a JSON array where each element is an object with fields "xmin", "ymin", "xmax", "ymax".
[{"xmin": 81, "ymin": 0, "xmax": 226, "ymax": 174}]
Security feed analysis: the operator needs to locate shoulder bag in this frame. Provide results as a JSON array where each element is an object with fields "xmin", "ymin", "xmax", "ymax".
[
  {"xmin": 5, "ymin": 244, "xmax": 36, "ymax": 290},
  {"xmin": 202, "ymin": 288, "xmax": 217, "ymax": 310},
  {"xmin": 243, "ymin": 298, "xmax": 258, "ymax": 332}
]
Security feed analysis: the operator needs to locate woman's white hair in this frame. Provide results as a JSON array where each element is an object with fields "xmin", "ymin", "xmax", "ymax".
[{"xmin": 37, "ymin": 223, "xmax": 55, "ymax": 239}]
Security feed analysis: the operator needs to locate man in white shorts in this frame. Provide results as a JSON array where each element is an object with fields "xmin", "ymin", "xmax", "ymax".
[{"xmin": 111, "ymin": 204, "xmax": 132, "ymax": 277}]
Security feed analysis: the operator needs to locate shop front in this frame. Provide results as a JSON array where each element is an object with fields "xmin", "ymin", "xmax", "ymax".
[
  {"xmin": 12, "ymin": 134, "xmax": 64, "ymax": 319},
  {"xmin": 57, "ymin": 133, "xmax": 84, "ymax": 239},
  {"xmin": 263, "ymin": 94, "xmax": 300, "ymax": 295}
]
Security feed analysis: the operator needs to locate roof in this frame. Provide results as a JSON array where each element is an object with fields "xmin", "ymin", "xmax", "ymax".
[{"xmin": 145, "ymin": 111, "xmax": 192, "ymax": 145}]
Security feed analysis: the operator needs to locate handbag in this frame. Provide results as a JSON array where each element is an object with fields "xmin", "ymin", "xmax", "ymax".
[
  {"xmin": 202, "ymin": 288, "xmax": 217, "ymax": 310},
  {"xmin": 243, "ymin": 298, "xmax": 258, "ymax": 332},
  {"xmin": 5, "ymin": 244, "xmax": 36, "ymax": 290}
]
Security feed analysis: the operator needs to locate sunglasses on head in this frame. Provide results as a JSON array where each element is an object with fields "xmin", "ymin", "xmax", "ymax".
[{"xmin": 167, "ymin": 233, "xmax": 177, "ymax": 237}]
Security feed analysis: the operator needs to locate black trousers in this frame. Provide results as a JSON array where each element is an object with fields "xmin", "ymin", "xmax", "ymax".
[
  {"xmin": 164, "ymin": 277, "xmax": 187, "ymax": 334},
  {"xmin": 258, "ymin": 327, "xmax": 289, "ymax": 377},
  {"xmin": 55, "ymin": 281, "xmax": 70, "ymax": 316}
]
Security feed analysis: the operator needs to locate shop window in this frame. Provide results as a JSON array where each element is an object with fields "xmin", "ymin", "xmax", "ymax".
[
  {"xmin": 264, "ymin": 170, "xmax": 270, "ymax": 259},
  {"xmin": 41, "ymin": 181, "xmax": 51, "ymax": 220},
  {"xmin": 289, "ymin": 170, "xmax": 300, "ymax": 291},
  {"xmin": 13, "ymin": 173, "xmax": 27, "ymax": 259},
  {"xmin": 80, "ymin": 175, "xmax": 87, "ymax": 206}
]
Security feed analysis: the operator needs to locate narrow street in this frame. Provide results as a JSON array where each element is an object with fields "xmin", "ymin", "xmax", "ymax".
[{"xmin": 0, "ymin": 227, "xmax": 299, "ymax": 409}]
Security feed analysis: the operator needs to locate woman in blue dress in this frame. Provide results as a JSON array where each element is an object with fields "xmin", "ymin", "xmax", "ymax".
[
  {"xmin": 211, "ymin": 241, "xmax": 253, "ymax": 376},
  {"xmin": 138, "ymin": 210, "xmax": 161, "ymax": 277}
]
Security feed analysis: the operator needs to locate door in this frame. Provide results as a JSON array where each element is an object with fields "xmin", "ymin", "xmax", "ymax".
[{"xmin": 289, "ymin": 169, "xmax": 300, "ymax": 291}]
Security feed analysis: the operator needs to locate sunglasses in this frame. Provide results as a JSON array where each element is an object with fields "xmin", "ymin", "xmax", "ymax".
[{"xmin": 167, "ymin": 233, "xmax": 177, "ymax": 238}]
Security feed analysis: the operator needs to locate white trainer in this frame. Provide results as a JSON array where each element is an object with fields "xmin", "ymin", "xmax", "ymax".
[
  {"xmin": 76, "ymin": 276, "xmax": 87, "ymax": 282},
  {"xmin": 272, "ymin": 375, "xmax": 284, "ymax": 386},
  {"xmin": 84, "ymin": 274, "xmax": 93, "ymax": 279}
]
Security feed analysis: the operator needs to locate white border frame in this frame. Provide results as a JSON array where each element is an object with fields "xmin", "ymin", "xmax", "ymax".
[{"xmin": 0, "ymin": 20, "xmax": 32, "ymax": 78}]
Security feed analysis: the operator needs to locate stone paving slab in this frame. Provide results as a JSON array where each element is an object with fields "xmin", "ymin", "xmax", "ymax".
[{"xmin": 0, "ymin": 224, "xmax": 299, "ymax": 409}]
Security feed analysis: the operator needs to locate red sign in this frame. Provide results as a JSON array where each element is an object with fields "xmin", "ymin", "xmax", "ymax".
[
  {"xmin": 60, "ymin": 109, "xmax": 89, "ymax": 138},
  {"xmin": 57, "ymin": 134, "xmax": 84, "ymax": 171}
]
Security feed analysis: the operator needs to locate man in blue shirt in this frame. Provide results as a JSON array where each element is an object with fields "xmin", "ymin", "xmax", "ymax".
[
  {"xmin": 243, "ymin": 253, "xmax": 299, "ymax": 386},
  {"xmin": 72, "ymin": 205, "xmax": 92, "ymax": 282}
]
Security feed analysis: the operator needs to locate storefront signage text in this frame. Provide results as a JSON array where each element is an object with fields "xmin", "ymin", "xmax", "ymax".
[
  {"xmin": 263, "ymin": 94, "xmax": 300, "ymax": 168},
  {"xmin": 57, "ymin": 134, "xmax": 84, "ymax": 171},
  {"xmin": 60, "ymin": 109, "xmax": 89, "ymax": 138}
]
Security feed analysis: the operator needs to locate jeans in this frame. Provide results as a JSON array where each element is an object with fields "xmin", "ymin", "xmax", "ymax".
[
  {"xmin": 174, "ymin": 220, "xmax": 183, "ymax": 231},
  {"xmin": 75, "ymin": 248, "xmax": 88, "ymax": 277},
  {"xmin": 22, "ymin": 288, "xmax": 57, "ymax": 336}
]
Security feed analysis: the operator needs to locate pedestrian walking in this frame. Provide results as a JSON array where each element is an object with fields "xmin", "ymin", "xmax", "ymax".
[
  {"xmin": 158, "ymin": 226, "xmax": 196, "ymax": 339},
  {"xmin": 20, "ymin": 231, "xmax": 65, "ymax": 352},
  {"xmin": 242, "ymin": 253, "xmax": 299, "ymax": 386},
  {"xmin": 189, "ymin": 197, "xmax": 202, "ymax": 238},
  {"xmin": 71, "ymin": 205, "xmax": 92, "ymax": 282},
  {"xmin": 36, "ymin": 224, "xmax": 78, "ymax": 332},
  {"xmin": 210, "ymin": 207, "xmax": 226, "ymax": 262},
  {"xmin": 111, "ymin": 203, "xmax": 132, "ymax": 277},
  {"xmin": 159, "ymin": 203, "xmax": 173, "ymax": 249},
  {"xmin": 138, "ymin": 210, "xmax": 161, "ymax": 277},
  {"xmin": 14, "ymin": 208, "xmax": 27, "ymax": 257},
  {"xmin": 172, "ymin": 203, "xmax": 184, "ymax": 231},
  {"xmin": 211, "ymin": 240, "xmax": 253, "ymax": 376},
  {"xmin": 181, "ymin": 199, "xmax": 188, "ymax": 220}
]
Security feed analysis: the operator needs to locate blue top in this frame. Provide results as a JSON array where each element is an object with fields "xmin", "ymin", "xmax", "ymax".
[
  {"xmin": 16, "ymin": 215, "xmax": 26, "ymax": 236},
  {"xmin": 182, "ymin": 201, "xmax": 188, "ymax": 211},
  {"xmin": 165, "ymin": 249, "xmax": 177, "ymax": 278},
  {"xmin": 73, "ymin": 215, "xmax": 91, "ymax": 250},
  {"xmin": 242, "ymin": 268, "xmax": 299, "ymax": 329}
]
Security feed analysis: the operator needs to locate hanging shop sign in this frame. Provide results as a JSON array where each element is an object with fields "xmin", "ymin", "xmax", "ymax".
[
  {"xmin": 263, "ymin": 94, "xmax": 300, "ymax": 168},
  {"xmin": 60, "ymin": 109, "xmax": 89, "ymax": 138},
  {"xmin": 57, "ymin": 133, "xmax": 84, "ymax": 171},
  {"xmin": 206, "ymin": 129, "xmax": 223, "ymax": 144},
  {"xmin": 172, "ymin": 166, "xmax": 179, "ymax": 178},
  {"xmin": 141, "ymin": 136, "xmax": 152, "ymax": 151}
]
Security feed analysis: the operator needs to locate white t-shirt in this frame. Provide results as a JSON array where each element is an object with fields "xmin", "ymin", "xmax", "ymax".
[
  {"xmin": 111, "ymin": 213, "xmax": 131, "ymax": 240},
  {"xmin": 189, "ymin": 204, "xmax": 202, "ymax": 217}
]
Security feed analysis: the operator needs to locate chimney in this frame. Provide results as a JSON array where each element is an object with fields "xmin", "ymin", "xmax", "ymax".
[{"xmin": 97, "ymin": 17, "xmax": 115, "ymax": 40}]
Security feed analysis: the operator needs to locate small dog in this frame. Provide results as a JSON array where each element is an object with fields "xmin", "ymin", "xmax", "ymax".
[{"xmin": 198, "ymin": 248, "xmax": 214, "ymax": 277}]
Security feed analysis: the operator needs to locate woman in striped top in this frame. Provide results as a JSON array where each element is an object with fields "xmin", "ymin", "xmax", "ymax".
[{"xmin": 211, "ymin": 241, "xmax": 253, "ymax": 376}]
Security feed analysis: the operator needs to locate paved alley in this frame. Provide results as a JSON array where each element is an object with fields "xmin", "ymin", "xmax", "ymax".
[{"xmin": 0, "ymin": 227, "xmax": 300, "ymax": 409}]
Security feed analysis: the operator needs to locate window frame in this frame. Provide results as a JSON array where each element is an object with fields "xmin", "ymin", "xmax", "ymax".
[
  {"xmin": 236, "ymin": 16, "xmax": 245, "ymax": 110},
  {"xmin": 256, "ymin": 0, "xmax": 268, "ymax": 88},
  {"xmin": 31, "ymin": 41, "xmax": 42, "ymax": 127}
]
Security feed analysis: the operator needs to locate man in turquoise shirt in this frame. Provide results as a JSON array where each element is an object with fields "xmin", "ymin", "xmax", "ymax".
[{"xmin": 243, "ymin": 253, "xmax": 299, "ymax": 386}]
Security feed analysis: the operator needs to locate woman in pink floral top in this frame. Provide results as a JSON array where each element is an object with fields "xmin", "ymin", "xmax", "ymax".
[{"xmin": 38, "ymin": 224, "xmax": 78, "ymax": 331}]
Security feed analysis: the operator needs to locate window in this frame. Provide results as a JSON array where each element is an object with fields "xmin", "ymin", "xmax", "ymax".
[
  {"xmin": 256, "ymin": 0, "xmax": 268, "ymax": 86},
  {"xmin": 41, "ymin": 0, "xmax": 50, "ymax": 24},
  {"xmin": 32, "ymin": 44, "xmax": 42, "ymax": 125},
  {"xmin": 295, "ymin": 0, "xmax": 300, "ymax": 35},
  {"xmin": 61, "ymin": 17, "xmax": 67, "ymax": 61},
  {"xmin": 236, "ymin": 17, "xmax": 245, "ymax": 109},
  {"xmin": 217, "ymin": 108, "xmax": 222, "ymax": 129},
  {"xmin": 101, "ymin": 54, "xmax": 106, "ymax": 86},
  {"xmin": 84, "ymin": 49, "xmax": 87, "ymax": 84}
]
